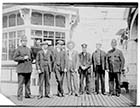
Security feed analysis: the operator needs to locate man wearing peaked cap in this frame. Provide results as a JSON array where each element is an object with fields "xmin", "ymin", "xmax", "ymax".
[
  {"xmin": 79, "ymin": 43, "xmax": 92, "ymax": 95},
  {"xmin": 13, "ymin": 35, "xmax": 34, "ymax": 101},
  {"xmin": 81, "ymin": 43, "xmax": 87, "ymax": 48},
  {"xmin": 56, "ymin": 40, "xmax": 64, "ymax": 45}
]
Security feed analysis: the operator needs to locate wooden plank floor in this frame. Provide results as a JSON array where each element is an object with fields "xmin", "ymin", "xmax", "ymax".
[{"xmin": 8, "ymin": 93, "xmax": 134, "ymax": 107}]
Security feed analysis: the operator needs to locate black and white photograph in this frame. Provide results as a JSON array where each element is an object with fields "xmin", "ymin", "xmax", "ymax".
[{"xmin": 0, "ymin": 2, "xmax": 138, "ymax": 107}]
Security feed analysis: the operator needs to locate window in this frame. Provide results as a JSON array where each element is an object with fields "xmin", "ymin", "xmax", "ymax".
[
  {"xmin": 55, "ymin": 32, "xmax": 65, "ymax": 39},
  {"xmin": 31, "ymin": 12, "xmax": 42, "ymax": 25},
  {"xmin": 17, "ymin": 13, "xmax": 24, "ymax": 25},
  {"xmin": 17, "ymin": 30, "xmax": 25, "ymax": 47},
  {"xmin": 44, "ymin": 14, "xmax": 54, "ymax": 26},
  {"xmin": 8, "ymin": 32, "xmax": 16, "ymax": 60},
  {"xmin": 2, "ymin": 33, "xmax": 8, "ymax": 60},
  {"xmin": 55, "ymin": 15, "xmax": 65, "ymax": 27},
  {"xmin": 3, "ymin": 16, "xmax": 7, "ymax": 28},
  {"xmin": 9, "ymin": 14, "xmax": 16, "ymax": 27},
  {"xmin": 31, "ymin": 30, "xmax": 42, "ymax": 37},
  {"xmin": 43, "ymin": 31, "xmax": 54, "ymax": 38}
]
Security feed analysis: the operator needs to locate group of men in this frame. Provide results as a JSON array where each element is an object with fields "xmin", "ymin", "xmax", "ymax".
[{"xmin": 13, "ymin": 35, "xmax": 125, "ymax": 101}]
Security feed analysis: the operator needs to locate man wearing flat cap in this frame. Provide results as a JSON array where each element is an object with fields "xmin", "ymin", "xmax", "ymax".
[
  {"xmin": 13, "ymin": 36, "xmax": 34, "ymax": 101},
  {"xmin": 65, "ymin": 41, "xmax": 79, "ymax": 96},
  {"xmin": 92, "ymin": 42, "xmax": 106, "ymax": 95},
  {"xmin": 79, "ymin": 43, "xmax": 92, "ymax": 95},
  {"xmin": 36, "ymin": 41, "xmax": 53, "ymax": 99},
  {"xmin": 53, "ymin": 40, "xmax": 67, "ymax": 97}
]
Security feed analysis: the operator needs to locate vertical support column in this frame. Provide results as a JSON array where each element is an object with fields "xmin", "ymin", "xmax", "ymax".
[{"xmin": 19, "ymin": 8, "xmax": 32, "ymax": 47}]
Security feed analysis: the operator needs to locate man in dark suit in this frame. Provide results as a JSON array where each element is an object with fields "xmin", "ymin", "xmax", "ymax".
[
  {"xmin": 92, "ymin": 43, "xmax": 106, "ymax": 95},
  {"xmin": 79, "ymin": 43, "xmax": 91, "ymax": 95},
  {"xmin": 53, "ymin": 40, "xmax": 67, "ymax": 97},
  {"xmin": 36, "ymin": 41, "xmax": 53, "ymax": 99},
  {"xmin": 13, "ymin": 36, "xmax": 34, "ymax": 101},
  {"xmin": 106, "ymin": 39, "xmax": 125, "ymax": 97}
]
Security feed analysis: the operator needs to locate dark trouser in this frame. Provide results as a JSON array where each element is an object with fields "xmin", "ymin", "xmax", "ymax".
[
  {"xmin": 109, "ymin": 72, "xmax": 121, "ymax": 94},
  {"xmin": 66, "ymin": 71, "xmax": 79, "ymax": 94},
  {"xmin": 17, "ymin": 73, "xmax": 31, "ymax": 97},
  {"xmin": 79, "ymin": 69, "xmax": 91, "ymax": 94},
  {"xmin": 39, "ymin": 66, "xmax": 51, "ymax": 96},
  {"xmin": 54, "ymin": 65, "xmax": 65, "ymax": 95},
  {"xmin": 95, "ymin": 65, "xmax": 105, "ymax": 93}
]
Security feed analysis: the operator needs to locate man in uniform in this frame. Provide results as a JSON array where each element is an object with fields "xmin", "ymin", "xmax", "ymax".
[
  {"xmin": 54, "ymin": 40, "xmax": 67, "ymax": 97},
  {"xmin": 66, "ymin": 41, "xmax": 79, "ymax": 96},
  {"xmin": 36, "ymin": 41, "xmax": 53, "ymax": 99},
  {"xmin": 92, "ymin": 42, "xmax": 106, "ymax": 95},
  {"xmin": 106, "ymin": 39, "xmax": 125, "ymax": 97},
  {"xmin": 13, "ymin": 36, "xmax": 34, "ymax": 101},
  {"xmin": 79, "ymin": 43, "xmax": 91, "ymax": 95}
]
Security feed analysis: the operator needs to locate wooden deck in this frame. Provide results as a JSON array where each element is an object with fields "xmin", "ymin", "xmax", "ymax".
[{"xmin": 8, "ymin": 93, "xmax": 134, "ymax": 107}]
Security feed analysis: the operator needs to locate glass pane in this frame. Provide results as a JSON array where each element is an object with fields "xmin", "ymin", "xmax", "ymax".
[
  {"xmin": 17, "ymin": 30, "xmax": 25, "ymax": 38},
  {"xmin": 55, "ymin": 15, "xmax": 65, "ymax": 27},
  {"xmin": 31, "ymin": 30, "xmax": 42, "ymax": 37},
  {"xmin": 3, "ymin": 16, "xmax": 7, "ymax": 28},
  {"xmin": 9, "ymin": 39, "xmax": 16, "ymax": 60},
  {"xmin": 2, "ymin": 40, "xmax": 7, "ymax": 53},
  {"xmin": 43, "ymin": 31, "xmax": 48, "ymax": 38},
  {"xmin": 44, "ymin": 14, "xmax": 54, "ymax": 26},
  {"xmin": 2, "ymin": 54, "xmax": 7, "ymax": 60},
  {"xmin": 9, "ymin": 32, "xmax": 16, "ymax": 39},
  {"xmin": 55, "ymin": 32, "xmax": 61, "ymax": 38},
  {"xmin": 17, "ymin": 13, "xmax": 24, "ymax": 25},
  {"xmin": 31, "ymin": 12, "xmax": 42, "ymax": 25},
  {"xmin": 48, "ymin": 31, "xmax": 54, "ymax": 38},
  {"xmin": 2, "ymin": 33, "xmax": 7, "ymax": 39},
  {"xmin": 9, "ymin": 14, "xmax": 16, "ymax": 27}
]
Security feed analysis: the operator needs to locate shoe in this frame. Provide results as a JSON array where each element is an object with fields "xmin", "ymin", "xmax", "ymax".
[
  {"xmin": 25, "ymin": 95, "xmax": 34, "ymax": 98},
  {"xmin": 17, "ymin": 96, "xmax": 23, "ymax": 101},
  {"xmin": 102, "ymin": 92, "xmax": 107, "ymax": 95},
  {"xmin": 37, "ymin": 95, "xmax": 43, "ymax": 99},
  {"xmin": 116, "ymin": 93, "xmax": 120, "ymax": 97},
  {"xmin": 45, "ymin": 95, "xmax": 52, "ymax": 98},
  {"xmin": 87, "ymin": 92, "xmax": 91, "ymax": 95},
  {"xmin": 57, "ymin": 93, "xmax": 62, "ymax": 97},
  {"xmin": 94, "ymin": 92, "xmax": 99, "ymax": 95},
  {"xmin": 75, "ymin": 93, "xmax": 80, "ymax": 97},
  {"xmin": 79, "ymin": 92, "xmax": 84, "ymax": 95},
  {"xmin": 67, "ymin": 92, "xmax": 72, "ymax": 95},
  {"xmin": 61, "ymin": 94, "xmax": 65, "ymax": 97}
]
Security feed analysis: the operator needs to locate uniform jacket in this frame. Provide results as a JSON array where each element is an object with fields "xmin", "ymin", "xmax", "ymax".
[
  {"xmin": 79, "ymin": 52, "xmax": 91, "ymax": 73},
  {"xmin": 92, "ymin": 49, "xmax": 106, "ymax": 72},
  {"xmin": 106, "ymin": 48, "xmax": 125, "ymax": 73},
  {"xmin": 31, "ymin": 45, "xmax": 42, "ymax": 61},
  {"xmin": 36, "ymin": 49, "xmax": 52, "ymax": 73},
  {"xmin": 13, "ymin": 46, "xmax": 33, "ymax": 73},
  {"xmin": 53, "ymin": 47, "xmax": 66, "ymax": 71},
  {"xmin": 66, "ymin": 50, "xmax": 79, "ymax": 71}
]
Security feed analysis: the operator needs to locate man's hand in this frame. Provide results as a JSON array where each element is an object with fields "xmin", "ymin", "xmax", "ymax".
[
  {"xmin": 24, "ymin": 55, "xmax": 29, "ymax": 60},
  {"xmin": 38, "ymin": 70, "xmax": 42, "ymax": 74},
  {"xmin": 64, "ymin": 68, "xmax": 67, "ymax": 72}
]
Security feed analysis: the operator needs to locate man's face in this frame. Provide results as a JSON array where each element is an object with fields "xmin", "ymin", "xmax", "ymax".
[
  {"xmin": 57, "ymin": 44, "xmax": 62, "ymax": 48},
  {"xmin": 36, "ymin": 40, "xmax": 40, "ymax": 46},
  {"xmin": 82, "ymin": 47, "xmax": 87, "ymax": 53},
  {"xmin": 21, "ymin": 40, "xmax": 27, "ymax": 46},
  {"xmin": 68, "ymin": 43, "xmax": 74, "ymax": 50},
  {"xmin": 42, "ymin": 44, "xmax": 48, "ymax": 50},
  {"xmin": 96, "ymin": 44, "xmax": 101, "ymax": 50},
  {"xmin": 111, "ymin": 39, "xmax": 117, "ymax": 49}
]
